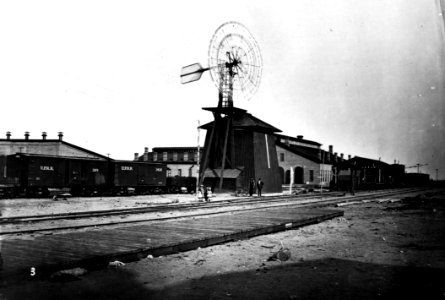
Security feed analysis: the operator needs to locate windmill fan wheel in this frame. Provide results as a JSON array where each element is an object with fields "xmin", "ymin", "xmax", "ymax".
[{"xmin": 208, "ymin": 21, "xmax": 263, "ymax": 101}]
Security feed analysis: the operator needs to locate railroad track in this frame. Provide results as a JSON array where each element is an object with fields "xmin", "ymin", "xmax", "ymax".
[
  {"xmin": 0, "ymin": 188, "xmax": 430, "ymax": 235},
  {"xmin": 0, "ymin": 191, "xmax": 342, "ymax": 224}
]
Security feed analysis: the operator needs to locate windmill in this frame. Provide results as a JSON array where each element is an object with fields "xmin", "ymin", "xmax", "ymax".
[{"xmin": 181, "ymin": 22, "xmax": 266, "ymax": 191}]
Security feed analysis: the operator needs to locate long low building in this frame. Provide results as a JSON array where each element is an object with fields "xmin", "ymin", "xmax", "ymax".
[{"xmin": 0, "ymin": 131, "xmax": 108, "ymax": 160}]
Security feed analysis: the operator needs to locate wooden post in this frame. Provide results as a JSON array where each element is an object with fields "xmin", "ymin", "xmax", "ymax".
[
  {"xmin": 219, "ymin": 116, "xmax": 231, "ymax": 190},
  {"xmin": 196, "ymin": 120, "xmax": 200, "ymax": 199},
  {"xmin": 289, "ymin": 166, "xmax": 293, "ymax": 194}
]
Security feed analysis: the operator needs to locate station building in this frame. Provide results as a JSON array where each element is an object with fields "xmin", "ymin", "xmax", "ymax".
[{"xmin": 275, "ymin": 134, "xmax": 346, "ymax": 188}]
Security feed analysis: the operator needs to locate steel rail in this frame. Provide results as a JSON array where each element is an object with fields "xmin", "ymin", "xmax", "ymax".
[
  {"xmin": 0, "ymin": 191, "xmax": 344, "ymax": 223},
  {"xmin": 0, "ymin": 188, "xmax": 428, "ymax": 236}
]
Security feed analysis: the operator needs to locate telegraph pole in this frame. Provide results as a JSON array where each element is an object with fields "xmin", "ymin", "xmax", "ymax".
[{"xmin": 196, "ymin": 120, "xmax": 201, "ymax": 200}]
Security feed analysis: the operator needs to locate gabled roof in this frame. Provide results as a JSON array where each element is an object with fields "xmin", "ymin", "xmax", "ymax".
[
  {"xmin": 276, "ymin": 141, "xmax": 323, "ymax": 163},
  {"xmin": 274, "ymin": 134, "xmax": 321, "ymax": 147},
  {"xmin": 200, "ymin": 111, "xmax": 281, "ymax": 134}
]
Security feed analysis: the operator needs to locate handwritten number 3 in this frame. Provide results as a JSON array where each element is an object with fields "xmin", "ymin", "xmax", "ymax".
[{"xmin": 30, "ymin": 267, "xmax": 36, "ymax": 276}]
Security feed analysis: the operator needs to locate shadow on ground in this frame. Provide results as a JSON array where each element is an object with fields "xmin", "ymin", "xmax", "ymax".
[{"xmin": 2, "ymin": 257, "xmax": 444, "ymax": 300}]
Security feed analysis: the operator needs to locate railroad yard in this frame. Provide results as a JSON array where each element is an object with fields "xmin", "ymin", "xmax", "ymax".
[{"xmin": 1, "ymin": 187, "xmax": 444, "ymax": 299}]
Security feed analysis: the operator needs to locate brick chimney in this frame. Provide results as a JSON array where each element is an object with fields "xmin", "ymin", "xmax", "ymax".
[
  {"xmin": 329, "ymin": 145, "xmax": 333, "ymax": 154},
  {"xmin": 6, "ymin": 131, "xmax": 11, "ymax": 140},
  {"xmin": 348, "ymin": 154, "xmax": 351, "ymax": 160},
  {"xmin": 143, "ymin": 147, "xmax": 149, "ymax": 161},
  {"xmin": 134, "ymin": 153, "xmax": 139, "ymax": 161},
  {"xmin": 58, "ymin": 132, "xmax": 63, "ymax": 141},
  {"xmin": 42, "ymin": 132, "xmax": 47, "ymax": 140},
  {"xmin": 24, "ymin": 132, "xmax": 30, "ymax": 140},
  {"xmin": 297, "ymin": 135, "xmax": 303, "ymax": 139}
]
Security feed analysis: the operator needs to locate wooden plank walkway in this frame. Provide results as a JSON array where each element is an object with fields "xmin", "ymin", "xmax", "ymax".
[{"xmin": 0, "ymin": 206, "xmax": 343, "ymax": 285}]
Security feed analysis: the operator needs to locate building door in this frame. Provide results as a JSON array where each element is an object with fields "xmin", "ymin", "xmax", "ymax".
[
  {"xmin": 294, "ymin": 167, "xmax": 304, "ymax": 184},
  {"xmin": 285, "ymin": 170, "xmax": 290, "ymax": 184}
]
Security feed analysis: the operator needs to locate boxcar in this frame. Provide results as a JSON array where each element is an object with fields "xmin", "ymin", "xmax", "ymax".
[
  {"xmin": 5, "ymin": 154, "xmax": 67, "ymax": 197},
  {"xmin": 66, "ymin": 158, "xmax": 109, "ymax": 196},
  {"xmin": 113, "ymin": 161, "xmax": 167, "ymax": 194}
]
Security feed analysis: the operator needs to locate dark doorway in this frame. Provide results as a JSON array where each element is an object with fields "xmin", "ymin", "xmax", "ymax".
[
  {"xmin": 285, "ymin": 170, "xmax": 291, "ymax": 184},
  {"xmin": 294, "ymin": 167, "xmax": 304, "ymax": 184}
]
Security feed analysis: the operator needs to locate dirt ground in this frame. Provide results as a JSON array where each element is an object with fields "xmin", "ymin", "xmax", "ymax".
[{"xmin": 1, "ymin": 190, "xmax": 445, "ymax": 300}]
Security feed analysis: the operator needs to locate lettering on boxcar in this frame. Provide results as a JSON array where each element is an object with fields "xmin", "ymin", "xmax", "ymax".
[
  {"xmin": 155, "ymin": 168, "xmax": 163, "ymax": 172},
  {"xmin": 121, "ymin": 166, "xmax": 133, "ymax": 171},
  {"xmin": 40, "ymin": 166, "xmax": 54, "ymax": 171},
  {"xmin": 92, "ymin": 168, "xmax": 99, "ymax": 172}
]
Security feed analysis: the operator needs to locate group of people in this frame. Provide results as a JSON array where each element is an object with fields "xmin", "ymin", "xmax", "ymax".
[
  {"xmin": 249, "ymin": 177, "xmax": 264, "ymax": 197},
  {"xmin": 199, "ymin": 185, "xmax": 211, "ymax": 202},
  {"xmin": 199, "ymin": 177, "xmax": 264, "ymax": 201}
]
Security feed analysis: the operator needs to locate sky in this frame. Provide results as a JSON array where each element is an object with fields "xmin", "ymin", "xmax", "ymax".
[{"xmin": 0, "ymin": 0, "xmax": 444, "ymax": 179}]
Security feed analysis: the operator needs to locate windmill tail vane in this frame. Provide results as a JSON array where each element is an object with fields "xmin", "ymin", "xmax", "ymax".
[{"xmin": 180, "ymin": 63, "xmax": 210, "ymax": 84}]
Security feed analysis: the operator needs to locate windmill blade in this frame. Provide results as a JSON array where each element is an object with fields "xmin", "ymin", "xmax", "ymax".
[{"xmin": 180, "ymin": 63, "xmax": 210, "ymax": 84}]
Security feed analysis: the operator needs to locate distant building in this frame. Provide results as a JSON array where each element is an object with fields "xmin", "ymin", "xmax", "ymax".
[
  {"xmin": 0, "ymin": 131, "xmax": 108, "ymax": 160},
  {"xmin": 136, "ymin": 146, "xmax": 202, "ymax": 179},
  {"xmin": 275, "ymin": 134, "xmax": 342, "ymax": 188}
]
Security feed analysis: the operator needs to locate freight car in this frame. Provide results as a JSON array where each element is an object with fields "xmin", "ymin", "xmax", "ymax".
[
  {"xmin": 0, "ymin": 153, "xmax": 169, "ymax": 198},
  {"xmin": 112, "ymin": 160, "xmax": 167, "ymax": 195}
]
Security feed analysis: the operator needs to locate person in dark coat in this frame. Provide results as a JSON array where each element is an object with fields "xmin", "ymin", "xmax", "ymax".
[
  {"xmin": 257, "ymin": 178, "xmax": 264, "ymax": 197},
  {"xmin": 203, "ymin": 185, "xmax": 209, "ymax": 202},
  {"xmin": 248, "ymin": 178, "xmax": 255, "ymax": 196}
]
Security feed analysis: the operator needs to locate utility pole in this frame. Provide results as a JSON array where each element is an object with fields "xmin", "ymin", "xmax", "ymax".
[
  {"xmin": 320, "ymin": 151, "xmax": 324, "ymax": 198},
  {"xmin": 196, "ymin": 120, "xmax": 201, "ymax": 200}
]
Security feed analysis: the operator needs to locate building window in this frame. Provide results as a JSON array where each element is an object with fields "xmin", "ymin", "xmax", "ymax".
[
  {"xmin": 178, "ymin": 169, "xmax": 182, "ymax": 177},
  {"xmin": 188, "ymin": 167, "xmax": 192, "ymax": 177},
  {"xmin": 184, "ymin": 152, "xmax": 189, "ymax": 161},
  {"xmin": 194, "ymin": 151, "xmax": 198, "ymax": 162},
  {"xmin": 309, "ymin": 170, "xmax": 314, "ymax": 182},
  {"xmin": 153, "ymin": 152, "xmax": 158, "ymax": 161},
  {"xmin": 167, "ymin": 168, "xmax": 171, "ymax": 177},
  {"xmin": 163, "ymin": 152, "xmax": 167, "ymax": 161},
  {"xmin": 280, "ymin": 153, "xmax": 284, "ymax": 162},
  {"xmin": 173, "ymin": 152, "xmax": 178, "ymax": 161}
]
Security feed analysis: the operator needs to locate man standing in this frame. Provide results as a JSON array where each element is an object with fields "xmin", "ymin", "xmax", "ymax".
[
  {"xmin": 203, "ymin": 185, "xmax": 209, "ymax": 202},
  {"xmin": 248, "ymin": 178, "xmax": 255, "ymax": 196},
  {"xmin": 257, "ymin": 178, "xmax": 264, "ymax": 197}
]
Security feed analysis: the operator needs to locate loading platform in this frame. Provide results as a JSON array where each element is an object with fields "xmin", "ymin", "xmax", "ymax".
[{"xmin": 0, "ymin": 206, "xmax": 343, "ymax": 285}]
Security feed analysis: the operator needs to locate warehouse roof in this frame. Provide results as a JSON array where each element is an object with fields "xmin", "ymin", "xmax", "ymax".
[
  {"xmin": 0, "ymin": 138, "xmax": 109, "ymax": 160},
  {"xmin": 275, "ymin": 134, "xmax": 321, "ymax": 147},
  {"xmin": 276, "ymin": 141, "xmax": 324, "ymax": 163}
]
